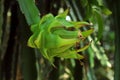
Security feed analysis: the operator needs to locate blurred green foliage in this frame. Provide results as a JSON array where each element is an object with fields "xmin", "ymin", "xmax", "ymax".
[{"xmin": 0, "ymin": 0, "xmax": 115, "ymax": 80}]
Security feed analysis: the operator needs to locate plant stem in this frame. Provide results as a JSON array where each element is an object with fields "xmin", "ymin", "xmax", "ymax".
[{"xmin": 114, "ymin": 0, "xmax": 120, "ymax": 80}]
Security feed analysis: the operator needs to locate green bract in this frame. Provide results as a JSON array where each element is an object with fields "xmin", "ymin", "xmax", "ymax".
[{"xmin": 28, "ymin": 9, "xmax": 93, "ymax": 63}]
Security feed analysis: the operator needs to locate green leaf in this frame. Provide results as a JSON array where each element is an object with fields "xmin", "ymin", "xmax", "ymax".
[
  {"xmin": 94, "ymin": 10, "xmax": 104, "ymax": 41},
  {"xmin": 57, "ymin": 49, "xmax": 84, "ymax": 59},
  {"xmin": 71, "ymin": 21, "xmax": 90, "ymax": 28},
  {"xmin": 88, "ymin": 47, "xmax": 95, "ymax": 68},
  {"xmin": 81, "ymin": 28, "xmax": 94, "ymax": 38},
  {"xmin": 39, "ymin": 13, "xmax": 54, "ymax": 24},
  {"xmin": 77, "ymin": 41, "xmax": 91, "ymax": 52},
  {"xmin": 56, "ymin": 18, "xmax": 74, "ymax": 28},
  {"xmin": 56, "ymin": 9, "xmax": 69, "ymax": 19},
  {"xmin": 101, "ymin": 6, "xmax": 112, "ymax": 15}
]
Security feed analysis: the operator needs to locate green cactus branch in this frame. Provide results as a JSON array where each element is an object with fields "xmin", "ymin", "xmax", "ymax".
[{"xmin": 17, "ymin": 0, "xmax": 40, "ymax": 25}]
